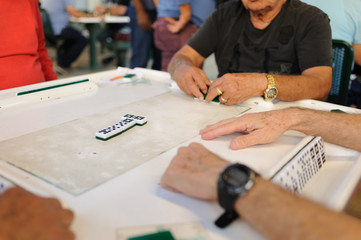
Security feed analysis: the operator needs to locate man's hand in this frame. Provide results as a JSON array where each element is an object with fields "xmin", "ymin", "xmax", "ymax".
[
  {"xmin": 206, "ymin": 73, "xmax": 266, "ymax": 105},
  {"xmin": 161, "ymin": 143, "xmax": 229, "ymax": 201},
  {"xmin": 0, "ymin": 187, "xmax": 74, "ymax": 240},
  {"xmin": 200, "ymin": 110, "xmax": 291, "ymax": 149},
  {"xmin": 165, "ymin": 16, "xmax": 187, "ymax": 34},
  {"xmin": 173, "ymin": 64, "xmax": 211, "ymax": 100},
  {"xmin": 165, "ymin": 3, "xmax": 191, "ymax": 34},
  {"xmin": 137, "ymin": 10, "xmax": 153, "ymax": 30}
]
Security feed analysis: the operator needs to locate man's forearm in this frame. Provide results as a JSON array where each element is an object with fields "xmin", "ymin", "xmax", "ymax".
[
  {"xmin": 286, "ymin": 108, "xmax": 361, "ymax": 151},
  {"xmin": 167, "ymin": 52, "xmax": 195, "ymax": 77},
  {"xmin": 274, "ymin": 72, "xmax": 331, "ymax": 101},
  {"xmin": 235, "ymin": 177, "xmax": 361, "ymax": 240},
  {"xmin": 132, "ymin": 0, "xmax": 146, "ymax": 14},
  {"xmin": 178, "ymin": 4, "xmax": 191, "ymax": 24}
]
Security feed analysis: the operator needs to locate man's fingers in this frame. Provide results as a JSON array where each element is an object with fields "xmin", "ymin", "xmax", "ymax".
[
  {"xmin": 164, "ymin": 17, "xmax": 176, "ymax": 24},
  {"xmin": 57, "ymin": 209, "xmax": 75, "ymax": 227},
  {"xmin": 201, "ymin": 118, "xmax": 244, "ymax": 140},
  {"xmin": 230, "ymin": 130, "xmax": 273, "ymax": 150},
  {"xmin": 200, "ymin": 118, "xmax": 236, "ymax": 135},
  {"xmin": 191, "ymin": 70, "xmax": 210, "ymax": 99}
]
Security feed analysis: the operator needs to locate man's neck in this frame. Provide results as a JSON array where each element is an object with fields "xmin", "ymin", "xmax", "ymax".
[{"xmin": 249, "ymin": 0, "xmax": 286, "ymax": 29}]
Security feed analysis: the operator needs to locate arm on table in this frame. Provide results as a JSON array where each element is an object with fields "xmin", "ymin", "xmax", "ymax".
[
  {"xmin": 201, "ymin": 107, "xmax": 361, "ymax": 152},
  {"xmin": 66, "ymin": 5, "xmax": 89, "ymax": 18},
  {"xmin": 161, "ymin": 143, "xmax": 361, "ymax": 240},
  {"xmin": 169, "ymin": 47, "xmax": 331, "ymax": 105},
  {"xmin": 0, "ymin": 187, "xmax": 74, "ymax": 240},
  {"xmin": 168, "ymin": 45, "xmax": 211, "ymax": 100},
  {"xmin": 205, "ymin": 66, "xmax": 332, "ymax": 105}
]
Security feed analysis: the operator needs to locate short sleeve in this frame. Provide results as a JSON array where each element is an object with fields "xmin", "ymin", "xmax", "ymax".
[
  {"xmin": 187, "ymin": 9, "xmax": 220, "ymax": 58},
  {"xmin": 297, "ymin": 8, "xmax": 333, "ymax": 71}
]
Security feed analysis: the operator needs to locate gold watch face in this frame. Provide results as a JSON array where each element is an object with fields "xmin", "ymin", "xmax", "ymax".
[{"xmin": 265, "ymin": 87, "xmax": 278, "ymax": 101}]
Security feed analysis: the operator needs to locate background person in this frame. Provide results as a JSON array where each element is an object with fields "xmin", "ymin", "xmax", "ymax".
[
  {"xmin": 301, "ymin": 0, "xmax": 361, "ymax": 66},
  {"xmin": 154, "ymin": 0, "xmax": 216, "ymax": 71},
  {"xmin": 129, "ymin": 0, "xmax": 161, "ymax": 70},
  {"xmin": 0, "ymin": 0, "xmax": 57, "ymax": 90},
  {"xmin": 96, "ymin": 0, "xmax": 130, "ymax": 65},
  {"xmin": 41, "ymin": 0, "xmax": 89, "ymax": 69}
]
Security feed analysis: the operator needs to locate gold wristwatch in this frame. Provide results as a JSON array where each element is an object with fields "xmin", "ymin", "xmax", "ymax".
[{"xmin": 264, "ymin": 74, "xmax": 278, "ymax": 101}]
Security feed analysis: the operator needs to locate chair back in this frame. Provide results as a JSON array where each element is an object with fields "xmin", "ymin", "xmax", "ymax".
[
  {"xmin": 327, "ymin": 39, "xmax": 354, "ymax": 106},
  {"xmin": 39, "ymin": 8, "xmax": 57, "ymax": 45}
]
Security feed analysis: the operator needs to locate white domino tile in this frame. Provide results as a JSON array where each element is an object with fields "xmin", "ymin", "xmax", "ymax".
[
  {"xmin": 271, "ymin": 137, "xmax": 326, "ymax": 193},
  {"xmin": 96, "ymin": 114, "xmax": 147, "ymax": 141}
]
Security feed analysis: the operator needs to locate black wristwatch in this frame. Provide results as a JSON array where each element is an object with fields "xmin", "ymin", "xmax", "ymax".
[{"xmin": 215, "ymin": 163, "xmax": 258, "ymax": 228}]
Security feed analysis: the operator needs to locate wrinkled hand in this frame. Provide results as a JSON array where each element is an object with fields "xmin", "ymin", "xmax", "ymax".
[
  {"xmin": 200, "ymin": 110, "xmax": 290, "ymax": 149},
  {"xmin": 137, "ymin": 11, "xmax": 153, "ymax": 30},
  {"xmin": 206, "ymin": 73, "xmax": 265, "ymax": 105},
  {"xmin": 0, "ymin": 187, "xmax": 74, "ymax": 240},
  {"xmin": 161, "ymin": 143, "xmax": 230, "ymax": 201},
  {"xmin": 173, "ymin": 64, "xmax": 211, "ymax": 100}
]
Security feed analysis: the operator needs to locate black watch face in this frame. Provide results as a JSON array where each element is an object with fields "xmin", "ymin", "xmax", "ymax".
[{"xmin": 223, "ymin": 167, "xmax": 249, "ymax": 187}]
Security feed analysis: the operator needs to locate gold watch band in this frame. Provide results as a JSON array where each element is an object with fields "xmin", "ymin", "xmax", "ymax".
[
  {"xmin": 264, "ymin": 74, "xmax": 278, "ymax": 101},
  {"xmin": 266, "ymin": 74, "xmax": 276, "ymax": 87}
]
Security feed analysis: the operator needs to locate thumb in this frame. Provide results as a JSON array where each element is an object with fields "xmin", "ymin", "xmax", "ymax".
[{"xmin": 165, "ymin": 17, "xmax": 176, "ymax": 24}]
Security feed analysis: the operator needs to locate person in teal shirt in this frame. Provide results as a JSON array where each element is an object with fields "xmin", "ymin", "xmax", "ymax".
[{"xmin": 302, "ymin": 0, "xmax": 361, "ymax": 66}]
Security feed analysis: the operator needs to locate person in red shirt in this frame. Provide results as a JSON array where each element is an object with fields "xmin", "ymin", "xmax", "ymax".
[{"xmin": 0, "ymin": 0, "xmax": 57, "ymax": 91}]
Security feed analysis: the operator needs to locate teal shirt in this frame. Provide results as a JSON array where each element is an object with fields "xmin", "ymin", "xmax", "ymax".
[{"xmin": 302, "ymin": 0, "xmax": 361, "ymax": 44}]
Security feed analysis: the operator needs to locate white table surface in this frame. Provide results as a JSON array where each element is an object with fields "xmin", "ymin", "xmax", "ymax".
[
  {"xmin": 70, "ymin": 15, "xmax": 130, "ymax": 24},
  {"xmin": 0, "ymin": 68, "xmax": 360, "ymax": 240}
]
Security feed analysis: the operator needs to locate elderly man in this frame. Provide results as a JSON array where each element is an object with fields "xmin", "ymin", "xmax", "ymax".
[{"xmin": 168, "ymin": 0, "xmax": 333, "ymax": 105}]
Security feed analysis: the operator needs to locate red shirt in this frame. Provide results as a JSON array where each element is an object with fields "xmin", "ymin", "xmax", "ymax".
[{"xmin": 0, "ymin": 0, "xmax": 57, "ymax": 90}]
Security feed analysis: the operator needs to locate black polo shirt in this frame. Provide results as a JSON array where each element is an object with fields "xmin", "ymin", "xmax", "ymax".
[{"xmin": 188, "ymin": 0, "xmax": 333, "ymax": 77}]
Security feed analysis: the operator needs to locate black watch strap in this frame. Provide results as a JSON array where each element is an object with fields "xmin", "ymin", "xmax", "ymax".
[
  {"xmin": 215, "ymin": 163, "xmax": 258, "ymax": 228},
  {"xmin": 215, "ymin": 209, "xmax": 239, "ymax": 228}
]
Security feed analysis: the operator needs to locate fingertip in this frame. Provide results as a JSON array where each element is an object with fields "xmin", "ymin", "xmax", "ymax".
[
  {"xmin": 230, "ymin": 140, "xmax": 242, "ymax": 150},
  {"xmin": 200, "ymin": 133, "xmax": 212, "ymax": 140},
  {"xmin": 199, "ymin": 127, "xmax": 208, "ymax": 134}
]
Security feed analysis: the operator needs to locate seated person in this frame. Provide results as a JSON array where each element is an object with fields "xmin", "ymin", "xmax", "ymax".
[
  {"xmin": 96, "ymin": 0, "xmax": 130, "ymax": 66},
  {"xmin": 301, "ymin": 0, "xmax": 361, "ymax": 108},
  {"xmin": 128, "ymin": 0, "xmax": 161, "ymax": 70},
  {"xmin": 161, "ymin": 108, "xmax": 361, "ymax": 239},
  {"xmin": 154, "ymin": 0, "xmax": 216, "ymax": 71},
  {"xmin": 0, "ymin": 0, "xmax": 57, "ymax": 91},
  {"xmin": 41, "ymin": 0, "xmax": 89, "ymax": 69},
  {"xmin": 302, "ymin": 0, "xmax": 361, "ymax": 66},
  {"xmin": 168, "ymin": 0, "xmax": 333, "ymax": 105}
]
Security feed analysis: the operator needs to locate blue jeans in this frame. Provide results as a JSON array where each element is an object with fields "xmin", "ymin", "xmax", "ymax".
[{"xmin": 129, "ymin": 5, "xmax": 161, "ymax": 70}]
